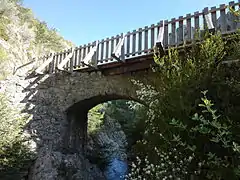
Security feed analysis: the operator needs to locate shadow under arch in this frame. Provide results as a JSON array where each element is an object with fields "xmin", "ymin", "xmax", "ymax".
[{"xmin": 63, "ymin": 94, "xmax": 146, "ymax": 154}]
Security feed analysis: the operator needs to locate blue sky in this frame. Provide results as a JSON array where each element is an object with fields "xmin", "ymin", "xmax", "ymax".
[{"xmin": 23, "ymin": 0, "xmax": 230, "ymax": 45}]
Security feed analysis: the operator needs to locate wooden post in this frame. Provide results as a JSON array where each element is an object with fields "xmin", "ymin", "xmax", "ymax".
[
  {"xmin": 171, "ymin": 18, "xmax": 176, "ymax": 46},
  {"xmin": 111, "ymin": 33, "xmax": 126, "ymax": 62},
  {"xmin": 81, "ymin": 41, "xmax": 99, "ymax": 68},
  {"xmin": 132, "ymin": 30, "xmax": 137, "ymax": 56},
  {"xmin": 57, "ymin": 48, "xmax": 75, "ymax": 71},
  {"xmin": 220, "ymin": 4, "xmax": 227, "ymax": 32},
  {"xmin": 77, "ymin": 46, "xmax": 82, "ymax": 67},
  {"xmin": 164, "ymin": 20, "xmax": 168, "ymax": 47},
  {"xmin": 35, "ymin": 53, "xmax": 54, "ymax": 74},
  {"xmin": 100, "ymin": 39, "xmax": 104, "ymax": 62},
  {"xmin": 178, "ymin": 17, "xmax": 184, "ymax": 45},
  {"xmin": 126, "ymin": 32, "xmax": 131, "ymax": 57},
  {"xmin": 110, "ymin": 36, "xmax": 115, "ymax": 61},
  {"xmin": 144, "ymin": 26, "xmax": 148, "ymax": 53},
  {"xmin": 105, "ymin": 38, "xmax": 109, "ymax": 62},
  {"xmin": 156, "ymin": 20, "xmax": 165, "ymax": 55},
  {"xmin": 186, "ymin": 14, "xmax": 192, "ymax": 42},
  {"xmin": 138, "ymin": 28, "xmax": 142, "ymax": 55},
  {"xmin": 229, "ymin": 1, "xmax": 237, "ymax": 31},
  {"xmin": 203, "ymin": 7, "xmax": 215, "ymax": 34},
  {"xmin": 194, "ymin": 11, "xmax": 200, "ymax": 39},
  {"xmin": 211, "ymin": 6, "xmax": 217, "ymax": 29},
  {"xmin": 150, "ymin": 24, "xmax": 155, "ymax": 48}
]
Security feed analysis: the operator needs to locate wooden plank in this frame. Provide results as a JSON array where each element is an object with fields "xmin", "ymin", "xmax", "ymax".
[
  {"xmin": 126, "ymin": 32, "xmax": 130, "ymax": 57},
  {"xmin": 164, "ymin": 20, "xmax": 168, "ymax": 47},
  {"xmin": 194, "ymin": 11, "xmax": 200, "ymax": 39},
  {"xmin": 55, "ymin": 53, "xmax": 59, "ymax": 72},
  {"xmin": 229, "ymin": 1, "xmax": 237, "ymax": 30},
  {"xmin": 110, "ymin": 36, "xmax": 114, "ymax": 61},
  {"xmin": 150, "ymin": 24, "xmax": 155, "ymax": 48},
  {"xmin": 35, "ymin": 53, "xmax": 54, "ymax": 74},
  {"xmin": 186, "ymin": 14, "xmax": 192, "ymax": 41},
  {"xmin": 57, "ymin": 48, "xmax": 75, "ymax": 71},
  {"xmin": 132, "ymin": 30, "xmax": 137, "ymax": 56},
  {"xmin": 77, "ymin": 46, "xmax": 82, "ymax": 67},
  {"xmin": 203, "ymin": 7, "xmax": 209, "ymax": 29},
  {"xmin": 138, "ymin": 28, "xmax": 142, "ymax": 55},
  {"xmin": 116, "ymin": 34, "xmax": 120, "ymax": 45},
  {"xmin": 156, "ymin": 20, "xmax": 165, "ymax": 54},
  {"xmin": 87, "ymin": 43, "xmax": 91, "ymax": 54},
  {"xmin": 82, "ymin": 45, "xmax": 87, "ymax": 67},
  {"xmin": 49, "ymin": 53, "xmax": 55, "ymax": 74},
  {"xmin": 220, "ymin": 4, "xmax": 227, "ymax": 32},
  {"xmin": 93, "ymin": 41, "xmax": 99, "ymax": 66},
  {"xmin": 211, "ymin": 6, "xmax": 217, "ymax": 28},
  {"xmin": 171, "ymin": 18, "xmax": 176, "ymax": 45},
  {"xmin": 177, "ymin": 17, "xmax": 184, "ymax": 44},
  {"xmin": 144, "ymin": 26, "xmax": 148, "ymax": 52},
  {"xmin": 105, "ymin": 38, "xmax": 109, "ymax": 62},
  {"xmin": 81, "ymin": 41, "xmax": 99, "ymax": 68},
  {"xmin": 44, "ymin": 54, "xmax": 49, "ymax": 73},
  {"xmin": 203, "ymin": 7, "xmax": 215, "ymax": 34},
  {"xmin": 73, "ymin": 48, "xmax": 78, "ymax": 67},
  {"xmin": 100, "ymin": 39, "xmax": 104, "ymax": 62},
  {"xmin": 111, "ymin": 33, "xmax": 126, "ymax": 62},
  {"xmin": 70, "ymin": 49, "xmax": 75, "ymax": 73}
]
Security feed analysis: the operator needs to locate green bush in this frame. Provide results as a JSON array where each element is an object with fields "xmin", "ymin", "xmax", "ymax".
[
  {"xmin": 127, "ymin": 31, "xmax": 240, "ymax": 179},
  {"xmin": 0, "ymin": 93, "xmax": 34, "ymax": 179}
]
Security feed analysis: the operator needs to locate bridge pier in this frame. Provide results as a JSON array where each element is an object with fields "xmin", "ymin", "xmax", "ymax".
[{"xmin": 64, "ymin": 110, "xmax": 88, "ymax": 154}]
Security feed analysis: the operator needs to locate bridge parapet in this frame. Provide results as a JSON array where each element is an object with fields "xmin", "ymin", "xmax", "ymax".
[{"xmin": 23, "ymin": 1, "xmax": 240, "ymax": 75}]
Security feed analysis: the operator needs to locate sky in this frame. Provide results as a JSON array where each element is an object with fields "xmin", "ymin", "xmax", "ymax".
[{"xmin": 23, "ymin": 0, "xmax": 230, "ymax": 46}]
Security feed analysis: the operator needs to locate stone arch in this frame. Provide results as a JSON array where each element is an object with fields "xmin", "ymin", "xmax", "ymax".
[
  {"xmin": 22, "ymin": 69, "xmax": 156, "ymax": 178},
  {"xmin": 64, "ymin": 93, "xmax": 144, "ymax": 153}
]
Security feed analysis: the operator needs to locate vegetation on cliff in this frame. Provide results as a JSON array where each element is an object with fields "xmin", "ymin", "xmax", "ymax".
[
  {"xmin": 0, "ymin": 0, "xmax": 73, "ymax": 79},
  {"xmin": 0, "ymin": 92, "xmax": 34, "ymax": 179},
  {"xmin": 0, "ymin": 0, "xmax": 74, "ymax": 178}
]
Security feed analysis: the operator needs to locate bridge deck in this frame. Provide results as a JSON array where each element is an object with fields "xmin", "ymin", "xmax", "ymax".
[{"xmin": 30, "ymin": 1, "xmax": 240, "ymax": 75}]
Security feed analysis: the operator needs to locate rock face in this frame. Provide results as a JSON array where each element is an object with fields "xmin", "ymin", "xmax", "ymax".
[
  {"xmin": 87, "ymin": 114, "xmax": 128, "ymax": 179},
  {"xmin": 87, "ymin": 114, "xmax": 128, "ymax": 162},
  {"xmin": 0, "ymin": 69, "xmax": 154, "ymax": 179}
]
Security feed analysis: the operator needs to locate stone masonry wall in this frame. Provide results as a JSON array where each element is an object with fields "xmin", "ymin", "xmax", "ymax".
[{"xmin": 0, "ymin": 69, "xmax": 155, "ymax": 179}]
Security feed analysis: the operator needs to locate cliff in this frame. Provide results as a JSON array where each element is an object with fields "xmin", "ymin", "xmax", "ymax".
[{"xmin": 0, "ymin": 0, "xmax": 74, "ymax": 79}]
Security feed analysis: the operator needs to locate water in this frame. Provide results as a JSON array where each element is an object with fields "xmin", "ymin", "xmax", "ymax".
[{"xmin": 105, "ymin": 158, "xmax": 128, "ymax": 180}]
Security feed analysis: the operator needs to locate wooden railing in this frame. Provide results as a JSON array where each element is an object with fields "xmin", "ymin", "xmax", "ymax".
[{"xmin": 35, "ymin": 1, "xmax": 240, "ymax": 74}]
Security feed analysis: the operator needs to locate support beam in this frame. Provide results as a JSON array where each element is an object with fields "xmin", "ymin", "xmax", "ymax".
[
  {"xmin": 81, "ymin": 41, "xmax": 99, "ymax": 69},
  {"xmin": 205, "ymin": 13, "xmax": 215, "ymax": 34},
  {"xmin": 57, "ymin": 48, "xmax": 75, "ymax": 71},
  {"xmin": 35, "ymin": 53, "xmax": 54, "ymax": 74},
  {"xmin": 155, "ymin": 21, "xmax": 165, "ymax": 55},
  {"xmin": 111, "ymin": 34, "xmax": 126, "ymax": 62}
]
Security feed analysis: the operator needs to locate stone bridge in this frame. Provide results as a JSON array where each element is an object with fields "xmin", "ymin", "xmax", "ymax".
[
  {"xmin": 2, "ymin": 1, "xmax": 240, "ymax": 178},
  {"xmin": 2, "ymin": 67, "xmax": 156, "ymax": 179}
]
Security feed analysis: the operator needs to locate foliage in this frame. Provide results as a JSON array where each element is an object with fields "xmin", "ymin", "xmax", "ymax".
[
  {"xmin": 0, "ymin": 47, "xmax": 7, "ymax": 60},
  {"xmin": 127, "ymin": 31, "xmax": 240, "ymax": 179},
  {"xmin": 0, "ymin": 47, "xmax": 8, "ymax": 80},
  {"xmin": 104, "ymin": 100, "xmax": 147, "ymax": 147},
  {"xmin": 0, "ymin": 93, "xmax": 34, "ymax": 179},
  {"xmin": 33, "ymin": 20, "xmax": 66, "ymax": 52},
  {"xmin": 88, "ymin": 104, "xmax": 105, "ymax": 134}
]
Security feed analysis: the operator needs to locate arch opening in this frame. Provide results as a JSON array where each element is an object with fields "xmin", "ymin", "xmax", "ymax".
[{"xmin": 65, "ymin": 95, "xmax": 147, "ymax": 179}]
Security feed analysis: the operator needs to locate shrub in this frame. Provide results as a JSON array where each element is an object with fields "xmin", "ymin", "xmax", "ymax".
[
  {"xmin": 0, "ymin": 93, "xmax": 34, "ymax": 179},
  {"xmin": 127, "ymin": 31, "xmax": 240, "ymax": 179}
]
